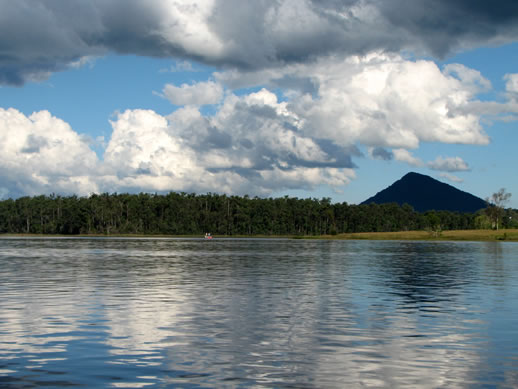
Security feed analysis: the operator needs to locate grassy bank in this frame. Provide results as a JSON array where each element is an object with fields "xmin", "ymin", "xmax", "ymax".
[{"xmin": 314, "ymin": 229, "xmax": 518, "ymax": 242}]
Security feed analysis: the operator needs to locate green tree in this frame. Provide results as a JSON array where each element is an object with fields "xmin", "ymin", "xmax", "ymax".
[
  {"xmin": 425, "ymin": 211, "xmax": 442, "ymax": 237},
  {"xmin": 485, "ymin": 188, "xmax": 512, "ymax": 230}
]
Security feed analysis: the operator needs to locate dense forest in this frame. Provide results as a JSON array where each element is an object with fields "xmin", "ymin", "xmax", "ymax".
[{"xmin": 0, "ymin": 192, "xmax": 516, "ymax": 236}]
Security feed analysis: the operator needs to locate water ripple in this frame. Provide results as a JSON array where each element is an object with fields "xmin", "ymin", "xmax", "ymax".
[{"xmin": 1, "ymin": 238, "xmax": 518, "ymax": 387}]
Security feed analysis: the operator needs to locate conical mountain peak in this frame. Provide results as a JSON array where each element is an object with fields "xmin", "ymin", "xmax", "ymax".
[{"xmin": 362, "ymin": 172, "xmax": 486, "ymax": 213}]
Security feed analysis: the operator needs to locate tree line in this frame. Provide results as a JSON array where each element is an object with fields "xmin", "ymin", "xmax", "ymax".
[{"xmin": 0, "ymin": 192, "xmax": 516, "ymax": 236}]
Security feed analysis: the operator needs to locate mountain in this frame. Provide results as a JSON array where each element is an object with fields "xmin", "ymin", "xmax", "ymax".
[{"xmin": 362, "ymin": 172, "xmax": 487, "ymax": 213}]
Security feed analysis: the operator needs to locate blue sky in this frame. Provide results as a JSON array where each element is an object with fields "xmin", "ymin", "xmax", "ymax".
[{"xmin": 1, "ymin": 1, "xmax": 518, "ymax": 207}]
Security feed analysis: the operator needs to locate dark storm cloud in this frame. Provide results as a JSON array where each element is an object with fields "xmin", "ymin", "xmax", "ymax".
[
  {"xmin": 376, "ymin": 0, "xmax": 518, "ymax": 57},
  {"xmin": 1, "ymin": 0, "xmax": 518, "ymax": 85},
  {"xmin": 0, "ymin": 1, "xmax": 104, "ymax": 85},
  {"xmin": 0, "ymin": 0, "xmax": 180, "ymax": 85}
]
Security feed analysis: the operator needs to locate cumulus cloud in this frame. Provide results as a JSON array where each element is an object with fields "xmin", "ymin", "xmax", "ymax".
[
  {"xmin": 2, "ymin": 0, "xmax": 518, "ymax": 85},
  {"xmin": 233, "ymin": 53, "xmax": 492, "ymax": 150},
  {"xmin": 428, "ymin": 156, "xmax": 470, "ymax": 172},
  {"xmin": 2, "ymin": 0, "xmax": 518, "ymax": 198},
  {"xmin": 0, "ymin": 108, "xmax": 100, "ymax": 197},
  {"xmin": 102, "ymin": 109, "xmax": 209, "ymax": 193},
  {"xmin": 0, "ymin": 98, "xmax": 358, "ymax": 199},
  {"xmin": 101, "ymin": 90, "xmax": 357, "ymax": 195},
  {"xmin": 393, "ymin": 149, "xmax": 423, "ymax": 167},
  {"xmin": 162, "ymin": 81, "xmax": 223, "ymax": 106},
  {"xmin": 57, "ymin": 87, "xmax": 352, "ymax": 197},
  {"xmin": 0, "ymin": 48, "xmax": 509, "ymax": 198}
]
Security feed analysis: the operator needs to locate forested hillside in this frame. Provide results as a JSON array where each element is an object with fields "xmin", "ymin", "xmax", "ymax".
[{"xmin": 0, "ymin": 192, "xmax": 502, "ymax": 236}]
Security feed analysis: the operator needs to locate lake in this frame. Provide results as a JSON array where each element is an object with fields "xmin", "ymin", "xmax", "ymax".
[{"xmin": 1, "ymin": 237, "xmax": 517, "ymax": 388}]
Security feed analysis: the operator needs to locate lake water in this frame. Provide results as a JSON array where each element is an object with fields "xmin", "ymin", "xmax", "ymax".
[{"xmin": 1, "ymin": 238, "xmax": 518, "ymax": 388}]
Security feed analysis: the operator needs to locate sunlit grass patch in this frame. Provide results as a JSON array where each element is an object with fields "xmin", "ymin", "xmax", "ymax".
[{"xmin": 319, "ymin": 229, "xmax": 518, "ymax": 242}]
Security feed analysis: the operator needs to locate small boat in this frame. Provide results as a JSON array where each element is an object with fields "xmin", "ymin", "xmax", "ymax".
[{"xmin": 204, "ymin": 233, "xmax": 213, "ymax": 240}]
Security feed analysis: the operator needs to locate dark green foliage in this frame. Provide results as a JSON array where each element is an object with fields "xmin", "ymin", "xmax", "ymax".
[{"xmin": 0, "ymin": 192, "xmax": 482, "ymax": 236}]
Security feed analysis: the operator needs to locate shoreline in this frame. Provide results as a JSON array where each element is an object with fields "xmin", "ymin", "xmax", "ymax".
[
  {"xmin": 320, "ymin": 229, "xmax": 518, "ymax": 242},
  {"xmin": 1, "ymin": 229, "xmax": 517, "ymax": 242}
]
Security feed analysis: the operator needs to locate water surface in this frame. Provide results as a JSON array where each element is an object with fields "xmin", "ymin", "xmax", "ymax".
[{"xmin": 1, "ymin": 238, "xmax": 518, "ymax": 387}]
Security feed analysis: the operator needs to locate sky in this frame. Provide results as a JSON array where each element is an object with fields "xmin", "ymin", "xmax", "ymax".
[{"xmin": 1, "ymin": 0, "xmax": 518, "ymax": 207}]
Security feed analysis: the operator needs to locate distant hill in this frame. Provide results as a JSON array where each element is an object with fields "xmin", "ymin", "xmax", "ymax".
[{"xmin": 362, "ymin": 172, "xmax": 487, "ymax": 213}]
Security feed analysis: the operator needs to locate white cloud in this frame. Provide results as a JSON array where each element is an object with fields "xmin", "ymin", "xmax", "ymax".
[
  {"xmin": 103, "ymin": 109, "xmax": 210, "ymax": 193},
  {"xmin": 505, "ymin": 73, "xmax": 518, "ymax": 94},
  {"xmin": 393, "ymin": 149, "xmax": 424, "ymax": 167},
  {"xmin": 217, "ymin": 53, "xmax": 491, "ymax": 150},
  {"xmin": 428, "ymin": 156, "xmax": 470, "ymax": 172},
  {"xmin": 438, "ymin": 172, "xmax": 464, "ymax": 184},
  {"xmin": 308, "ymin": 56, "xmax": 492, "ymax": 148},
  {"xmin": 2, "ymin": 2, "xmax": 518, "ymax": 200},
  {"xmin": 162, "ymin": 81, "xmax": 224, "ymax": 106},
  {"xmin": 99, "ymin": 89, "xmax": 356, "ymax": 196},
  {"xmin": 68, "ymin": 56, "xmax": 98, "ymax": 69},
  {"xmin": 0, "ymin": 48, "xmax": 511, "ymax": 199},
  {"xmin": 443, "ymin": 73, "xmax": 518, "ymax": 120},
  {"xmin": 0, "ymin": 108, "xmax": 100, "ymax": 197},
  {"xmin": 160, "ymin": 60, "xmax": 197, "ymax": 73},
  {"xmin": 2, "ymin": 49, "xmax": 515, "ymax": 199},
  {"xmin": 261, "ymin": 166, "xmax": 356, "ymax": 193},
  {"xmin": 156, "ymin": 0, "xmax": 225, "ymax": 59},
  {"xmin": 443, "ymin": 64, "xmax": 491, "ymax": 94}
]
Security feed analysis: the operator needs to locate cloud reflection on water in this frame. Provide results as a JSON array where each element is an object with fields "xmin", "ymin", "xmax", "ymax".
[{"xmin": 0, "ymin": 238, "xmax": 518, "ymax": 387}]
